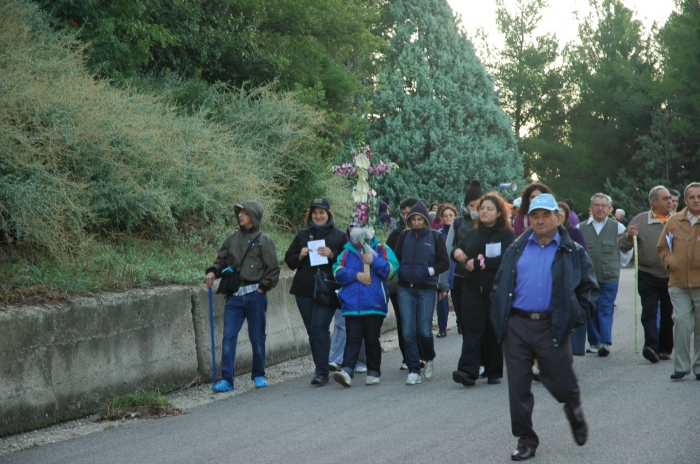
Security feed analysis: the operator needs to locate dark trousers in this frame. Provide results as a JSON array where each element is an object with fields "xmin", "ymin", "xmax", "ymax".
[
  {"xmin": 295, "ymin": 296, "xmax": 336, "ymax": 376},
  {"xmin": 452, "ymin": 275, "xmax": 465, "ymax": 332},
  {"xmin": 638, "ymin": 271, "xmax": 674, "ymax": 354},
  {"xmin": 504, "ymin": 314, "xmax": 582, "ymax": 448},
  {"xmin": 390, "ymin": 292, "xmax": 424, "ymax": 363},
  {"xmin": 436, "ymin": 291, "xmax": 450, "ymax": 332},
  {"xmin": 457, "ymin": 283, "xmax": 502, "ymax": 379},
  {"xmin": 342, "ymin": 315, "xmax": 384, "ymax": 378}
]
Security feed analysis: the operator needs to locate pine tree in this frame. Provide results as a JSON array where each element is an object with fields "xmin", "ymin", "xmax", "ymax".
[{"xmin": 367, "ymin": 0, "xmax": 522, "ymax": 206}]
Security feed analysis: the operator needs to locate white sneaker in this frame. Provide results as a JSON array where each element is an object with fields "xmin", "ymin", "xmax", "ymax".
[
  {"xmin": 400, "ymin": 363, "xmax": 408, "ymax": 370},
  {"xmin": 479, "ymin": 365, "xmax": 485, "ymax": 376},
  {"xmin": 355, "ymin": 364, "xmax": 367, "ymax": 374},
  {"xmin": 424, "ymin": 360, "xmax": 434, "ymax": 379},
  {"xmin": 365, "ymin": 376, "xmax": 380, "ymax": 385},
  {"xmin": 333, "ymin": 370, "xmax": 352, "ymax": 387},
  {"xmin": 406, "ymin": 373, "xmax": 422, "ymax": 385}
]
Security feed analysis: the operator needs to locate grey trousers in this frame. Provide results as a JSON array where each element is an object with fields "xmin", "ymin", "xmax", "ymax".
[
  {"xmin": 504, "ymin": 314, "xmax": 582, "ymax": 448},
  {"xmin": 330, "ymin": 309, "xmax": 366, "ymax": 368},
  {"xmin": 668, "ymin": 287, "xmax": 700, "ymax": 375}
]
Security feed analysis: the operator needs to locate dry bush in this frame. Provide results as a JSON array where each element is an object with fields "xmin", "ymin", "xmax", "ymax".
[{"xmin": 0, "ymin": 0, "xmax": 273, "ymax": 261}]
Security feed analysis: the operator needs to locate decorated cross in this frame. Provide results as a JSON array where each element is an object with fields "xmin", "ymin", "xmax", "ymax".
[{"xmin": 332, "ymin": 146, "xmax": 397, "ymax": 272}]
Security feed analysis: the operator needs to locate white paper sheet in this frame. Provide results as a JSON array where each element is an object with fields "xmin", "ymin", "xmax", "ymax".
[
  {"xmin": 666, "ymin": 232, "xmax": 673, "ymax": 254},
  {"xmin": 308, "ymin": 239, "xmax": 329, "ymax": 266},
  {"xmin": 485, "ymin": 242, "xmax": 501, "ymax": 258}
]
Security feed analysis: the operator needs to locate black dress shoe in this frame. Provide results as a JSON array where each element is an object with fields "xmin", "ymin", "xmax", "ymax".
[
  {"xmin": 436, "ymin": 330, "xmax": 447, "ymax": 338},
  {"xmin": 311, "ymin": 375, "xmax": 329, "ymax": 386},
  {"xmin": 564, "ymin": 403, "xmax": 588, "ymax": 446},
  {"xmin": 696, "ymin": 373, "xmax": 700, "ymax": 381},
  {"xmin": 643, "ymin": 346, "xmax": 660, "ymax": 363},
  {"xmin": 487, "ymin": 377, "xmax": 501, "ymax": 385},
  {"xmin": 511, "ymin": 445, "xmax": 536, "ymax": 461},
  {"xmin": 452, "ymin": 370, "xmax": 476, "ymax": 386},
  {"xmin": 670, "ymin": 371, "xmax": 688, "ymax": 380}
]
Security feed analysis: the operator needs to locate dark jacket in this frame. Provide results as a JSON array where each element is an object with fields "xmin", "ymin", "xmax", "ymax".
[
  {"xmin": 449, "ymin": 215, "xmax": 477, "ymax": 276},
  {"xmin": 206, "ymin": 200, "xmax": 280, "ymax": 292},
  {"xmin": 333, "ymin": 238, "xmax": 399, "ymax": 317},
  {"xmin": 453, "ymin": 224, "xmax": 515, "ymax": 289},
  {"xmin": 490, "ymin": 226, "xmax": 599, "ymax": 347},
  {"xmin": 284, "ymin": 222, "xmax": 348, "ymax": 297}
]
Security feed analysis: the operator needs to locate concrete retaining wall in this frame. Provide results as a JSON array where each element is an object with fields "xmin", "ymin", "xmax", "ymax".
[{"xmin": 0, "ymin": 276, "xmax": 396, "ymax": 436}]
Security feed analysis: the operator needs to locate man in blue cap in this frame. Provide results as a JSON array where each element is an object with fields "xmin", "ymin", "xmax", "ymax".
[{"xmin": 491, "ymin": 194, "xmax": 600, "ymax": 461}]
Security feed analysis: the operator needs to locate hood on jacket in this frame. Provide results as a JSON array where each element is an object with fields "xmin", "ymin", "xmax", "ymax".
[
  {"xmin": 234, "ymin": 200, "xmax": 264, "ymax": 229},
  {"xmin": 406, "ymin": 201, "xmax": 430, "ymax": 229}
]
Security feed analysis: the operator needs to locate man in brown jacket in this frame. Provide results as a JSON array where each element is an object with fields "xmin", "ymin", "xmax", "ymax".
[
  {"xmin": 619, "ymin": 186, "xmax": 673, "ymax": 363},
  {"xmin": 657, "ymin": 182, "xmax": 700, "ymax": 381}
]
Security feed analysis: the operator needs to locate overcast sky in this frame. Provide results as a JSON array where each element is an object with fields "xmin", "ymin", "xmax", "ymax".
[{"xmin": 447, "ymin": 0, "xmax": 676, "ymax": 51}]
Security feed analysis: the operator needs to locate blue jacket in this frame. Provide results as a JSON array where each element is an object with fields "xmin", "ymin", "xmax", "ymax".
[{"xmin": 333, "ymin": 238, "xmax": 399, "ymax": 317}]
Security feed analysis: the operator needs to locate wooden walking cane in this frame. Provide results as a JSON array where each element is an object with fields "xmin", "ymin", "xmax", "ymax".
[{"xmin": 633, "ymin": 235, "xmax": 639, "ymax": 353}]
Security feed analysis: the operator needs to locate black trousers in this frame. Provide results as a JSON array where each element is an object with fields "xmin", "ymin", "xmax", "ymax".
[
  {"xmin": 638, "ymin": 271, "xmax": 674, "ymax": 354},
  {"xmin": 504, "ymin": 314, "xmax": 582, "ymax": 448},
  {"xmin": 343, "ymin": 315, "xmax": 384, "ymax": 378},
  {"xmin": 390, "ymin": 292, "xmax": 424, "ymax": 363},
  {"xmin": 457, "ymin": 283, "xmax": 502, "ymax": 379},
  {"xmin": 452, "ymin": 274, "xmax": 465, "ymax": 332}
]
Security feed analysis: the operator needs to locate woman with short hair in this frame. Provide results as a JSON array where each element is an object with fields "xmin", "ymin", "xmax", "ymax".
[{"xmin": 285, "ymin": 198, "xmax": 348, "ymax": 386}]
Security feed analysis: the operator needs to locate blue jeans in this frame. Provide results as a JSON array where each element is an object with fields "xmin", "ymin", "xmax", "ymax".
[
  {"xmin": 329, "ymin": 309, "xmax": 366, "ymax": 368},
  {"xmin": 221, "ymin": 290, "xmax": 268, "ymax": 384},
  {"xmin": 587, "ymin": 280, "xmax": 619, "ymax": 346},
  {"xmin": 295, "ymin": 296, "xmax": 336, "ymax": 376},
  {"xmin": 398, "ymin": 287, "xmax": 437, "ymax": 374}
]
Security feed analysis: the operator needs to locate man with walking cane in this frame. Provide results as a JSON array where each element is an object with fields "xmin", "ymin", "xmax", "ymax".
[
  {"xmin": 618, "ymin": 186, "xmax": 674, "ymax": 363},
  {"xmin": 205, "ymin": 201, "xmax": 280, "ymax": 392}
]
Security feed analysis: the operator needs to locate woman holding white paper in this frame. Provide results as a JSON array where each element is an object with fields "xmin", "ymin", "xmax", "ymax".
[
  {"xmin": 284, "ymin": 197, "xmax": 347, "ymax": 386},
  {"xmin": 451, "ymin": 194, "xmax": 515, "ymax": 386}
]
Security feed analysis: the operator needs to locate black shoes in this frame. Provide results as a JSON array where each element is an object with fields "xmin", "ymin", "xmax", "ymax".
[
  {"xmin": 311, "ymin": 375, "xmax": 329, "ymax": 386},
  {"xmin": 511, "ymin": 445, "xmax": 536, "ymax": 461},
  {"xmin": 564, "ymin": 403, "xmax": 588, "ymax": 446},
  {"xmin": 452, "ymin": 370, "xmax": 476, "ymax": 386},
  {"xmin": 697, "ymin": 373, "xmax": 700, "ymax": 381},
  {"xmin": 643, "ymin": 346, "xmax": 660, "ymax": 363},
  {"xmin": 670, "ymin": 371, "xmax": 688, "ymax": 380},
  {"xmin": 436, "ymin": 330, "xmax": 447, "ymax": 338},
  {"xmin": 487, "ymin": 377, "xmax": 501, "ymax": 385},
  {"xmin": 598, "ymin": 343, "xmax": 610, "ymax": 357}
]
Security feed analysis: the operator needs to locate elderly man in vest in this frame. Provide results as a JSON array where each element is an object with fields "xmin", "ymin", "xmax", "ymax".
[
  {"xmin": 580, "ymin": 193, "xmax": 633, "ymax": 356},
  {"xmin": 657, "ymin": 182, "xmax": 700, "ymax": 381},
  {"xmin": 618, "ymin": 186, "xmax": 674, "ymax": 363}
]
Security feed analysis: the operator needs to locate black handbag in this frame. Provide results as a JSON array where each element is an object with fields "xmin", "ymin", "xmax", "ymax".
[
  {"xmin": 313, "ymin": 268, "xmax": 342, "ymax": 309},
  {"xmin": 216, "ymin": 233, "xmax": 262, "ymax": 295}
]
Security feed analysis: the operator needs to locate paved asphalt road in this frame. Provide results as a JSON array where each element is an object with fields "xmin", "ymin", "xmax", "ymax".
[{"xmin": 3, "ymin": 270, "xmax": 698, "ymax": 464}]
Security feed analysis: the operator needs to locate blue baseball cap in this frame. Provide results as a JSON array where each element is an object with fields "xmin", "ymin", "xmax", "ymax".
[{"xmin": 528, "ymin": 193, "xmax": 559, "ymax": 214}]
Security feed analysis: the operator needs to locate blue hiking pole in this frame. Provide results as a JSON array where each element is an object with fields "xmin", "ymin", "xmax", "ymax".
[{"xmin": 208, "ymin": 288, "xmax": 217, "ymax": 384}]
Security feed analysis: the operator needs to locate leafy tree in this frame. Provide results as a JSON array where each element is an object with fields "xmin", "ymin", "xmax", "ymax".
[
  {"xmin": 367, "ymin": 0, "xmax": 522, "ymax": 206},
  {"xmin": 483, "ymin": 0, "xmax": 569, "ymax": 189},
  {"xmin": 556, "ymin": 0, "xmax": 659, "ymax": 213}
]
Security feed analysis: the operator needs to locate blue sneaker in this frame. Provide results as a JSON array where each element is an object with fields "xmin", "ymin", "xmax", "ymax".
[
  {"xmin": 212, "ymin": 379, "xmax": 233, "ymax": 393},
  {"xmin": 254, "ymin": 376, "xmax": 268, "ymax": 388}
]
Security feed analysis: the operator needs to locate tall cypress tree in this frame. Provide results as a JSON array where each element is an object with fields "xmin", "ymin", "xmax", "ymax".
[{"xmin": 367, "ymin": 0, "xmax": 522, "ymax": 206}]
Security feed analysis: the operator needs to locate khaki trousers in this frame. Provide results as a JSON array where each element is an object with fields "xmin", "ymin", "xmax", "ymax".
[{"xmin": 669, "ymin": 287, "xmax": 700, "ymax": 375}]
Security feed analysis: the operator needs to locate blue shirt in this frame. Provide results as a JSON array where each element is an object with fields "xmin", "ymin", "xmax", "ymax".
[{"xmin": 512, "ymin": 231, "xmax": 560, "ymax": 312}]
